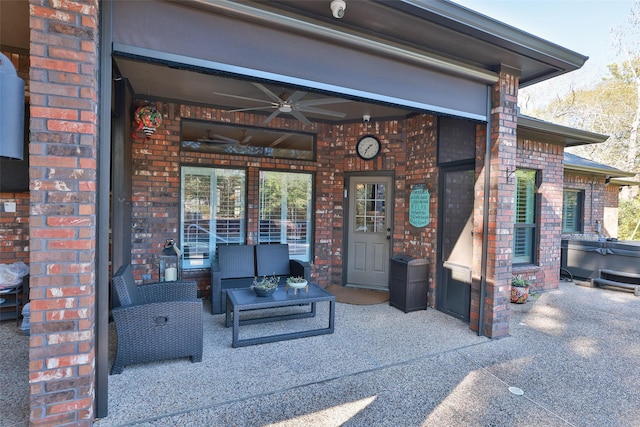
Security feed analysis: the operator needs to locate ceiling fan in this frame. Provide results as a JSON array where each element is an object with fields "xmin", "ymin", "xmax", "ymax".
[{"xmin": 214, "ymin": 82, "xmax": 348, "ymax": 126}]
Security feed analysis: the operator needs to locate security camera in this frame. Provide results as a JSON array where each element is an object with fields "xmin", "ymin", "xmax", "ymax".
[
  {"xmin": 330, "ymin": 0, "xmax": 346, "ymax": 18},
  {"xmin": 363, "ymin": 114, "xmax": 371, "ymax": 123}
]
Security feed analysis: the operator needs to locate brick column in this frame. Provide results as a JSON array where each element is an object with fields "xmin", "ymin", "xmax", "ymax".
[
  {"xmin": 472, "ymin": 65, "xmax": 520, "ymax": 338},
  {"xmin": 28, "ymin": 1, "xmax": 99, "ymax": 425}
]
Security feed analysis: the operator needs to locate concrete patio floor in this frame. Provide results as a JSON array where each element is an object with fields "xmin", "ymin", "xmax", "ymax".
[{"xmin": 2, "ymin": 280, "xmax": 639, "ymax": 426}]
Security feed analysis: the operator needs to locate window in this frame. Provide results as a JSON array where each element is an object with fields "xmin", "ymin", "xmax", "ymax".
[
  {"xmin": 258, "ymin": 171, "xmax": 312, "ymax": 262},
  {"xmin": 181, "ymin": 167, "xmax": 245, "ymax": 269},
  {"xmin": 562, "ymin": 190, "xmax": 583, "ymax": 233},
  {"xmin": 513, "ymin": 169, "xmax": 538, "ymax": 264},
  {"xmin": 354, "ymin": 183, "xmax": 386, "ymax": 233}
]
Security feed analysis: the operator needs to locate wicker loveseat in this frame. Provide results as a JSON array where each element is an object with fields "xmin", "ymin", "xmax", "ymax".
[
  {"xmin": 110, "ymin": 264, "xmax": 203, "ymax": 374},
  {"xmin": 210, "ymin": 244, "xmax": 310, "ymax": 314}
]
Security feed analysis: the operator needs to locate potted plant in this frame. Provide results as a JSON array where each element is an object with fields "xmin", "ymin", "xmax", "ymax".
[
  {"xmin": 511, "ymin": 274, "xmax": 530, "ymax": 303},
  {"xmin": 251, "ymin": 274, "xmax": 280, "ymax": 297},
  {"xmin": 286, "ymin": 276, "xmax": 308, "ymax": 294}
]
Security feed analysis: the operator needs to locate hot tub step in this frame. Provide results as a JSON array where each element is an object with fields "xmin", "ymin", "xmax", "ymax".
[{"xmin": 592, "ymin": 276, "xmax": 640, "ymax": 297}]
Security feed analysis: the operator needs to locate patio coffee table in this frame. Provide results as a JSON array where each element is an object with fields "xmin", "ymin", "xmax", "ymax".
[{"xmin": 225, "ymin": 284, "xmax": 335, "ymax": 348}]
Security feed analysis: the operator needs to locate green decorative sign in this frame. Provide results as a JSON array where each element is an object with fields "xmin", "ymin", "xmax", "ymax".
[{"xmin": 409, "ymin": 187, "xmax": 430, "ymax": 227}]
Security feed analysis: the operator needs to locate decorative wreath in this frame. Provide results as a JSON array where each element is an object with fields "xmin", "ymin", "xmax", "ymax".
[{"xmin": 133, "ymin": 105, "xmax": 162, "ymax": 139}]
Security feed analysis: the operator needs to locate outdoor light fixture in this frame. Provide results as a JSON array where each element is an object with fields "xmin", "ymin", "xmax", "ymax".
[
  {"xmin": 0, "ymin": 52, "xmax": 25, "ymax": 160},
  {"xmin": 330, "ymin": 0, "xmax": 346, "ymax": 18}
]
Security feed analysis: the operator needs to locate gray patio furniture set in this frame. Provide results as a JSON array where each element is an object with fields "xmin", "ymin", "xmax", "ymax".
[{"xmin": 110, "ymin": 244, "xmax": 320, "ymax": 373}]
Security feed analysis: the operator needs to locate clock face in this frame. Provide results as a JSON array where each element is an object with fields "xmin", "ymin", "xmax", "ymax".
[{"xmin": 356, "ymin": 135, "xmax": 381, "ymax": 160}]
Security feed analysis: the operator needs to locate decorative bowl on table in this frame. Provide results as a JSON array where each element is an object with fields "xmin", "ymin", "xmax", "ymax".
[
  {"xmin": 286, "ymin": 276, "xmax": 308, "ymax": 294},
  {"xmin": 251, "ymin": 274, "xmax": 279, "ymax": 297}
]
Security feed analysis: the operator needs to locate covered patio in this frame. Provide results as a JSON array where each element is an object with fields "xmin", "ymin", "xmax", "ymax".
[{"xmin": 3, "ymin": 282, "xmax": 640, "ymax": 426}]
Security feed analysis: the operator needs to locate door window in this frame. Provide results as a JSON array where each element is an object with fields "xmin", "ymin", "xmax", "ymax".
[{"xmin": 354, "ymin": 183, "xmax": 386, "ymax": 233}]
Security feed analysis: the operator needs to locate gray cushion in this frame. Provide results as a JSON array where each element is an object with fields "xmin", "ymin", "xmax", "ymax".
[
  {"xmin": 218, "ymin": 245, "xmax": 255, "ymax": 279},
  {"xmin": 256, "ymin": 244, "xmax": 290, "ymax": 277}
]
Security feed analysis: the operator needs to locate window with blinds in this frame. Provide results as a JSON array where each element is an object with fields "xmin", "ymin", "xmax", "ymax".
[
  {"xmin": 562, "ymin": 190, "xmax": 583, "ymax": 233},
  {"xmin": 513, "ymin": 169, "xmax": 538, "ymax": 264},
  {"xmin": 258, "ymin": 171, "xmax": 312, "ymax": 262},
  {"xmin": 181, "ymin": 167, "xmax": 245, "ymax": 269}
]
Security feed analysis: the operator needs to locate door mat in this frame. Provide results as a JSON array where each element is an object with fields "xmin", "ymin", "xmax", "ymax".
[{"xmin": 326, "ymin": 285, "xmax": 389, "ymax": 305}]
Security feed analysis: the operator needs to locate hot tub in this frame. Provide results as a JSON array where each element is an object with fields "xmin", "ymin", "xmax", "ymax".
[{"xmin": 561, "ymin": 239, "xmax": 640, "ymax": 279}]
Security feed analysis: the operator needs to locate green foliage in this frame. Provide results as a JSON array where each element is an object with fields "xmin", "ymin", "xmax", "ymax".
[
  {"xmin": 618, "ymin": 197, "xmax": 640, "ymax": 240},
  {"xmin": 511, "ymin": 275, "xmax": 529, "ymax": 288},
  {"xmin": 251, "ymin": 274, "xmax": 280, "ymax": 291}
]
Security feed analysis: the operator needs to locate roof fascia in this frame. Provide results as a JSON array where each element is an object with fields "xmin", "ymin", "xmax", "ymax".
[
  {"xmin": 517, "ymin": 115, "xmax": 608, "ymax": 147},
  {"xmin": 564, "ymin": 164, "xmax": 637, "ymax": 178},
  {"xmin": 385, "ymin": 1, "xmax": 588, "ymax": 85}
]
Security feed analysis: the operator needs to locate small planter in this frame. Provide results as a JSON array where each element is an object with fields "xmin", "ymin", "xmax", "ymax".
[
  {"xmin": 511, "ymin": 274, "xmax": 530, "ymax": 304},
  {"xmin": 286, "ymin": 277, "xmax": 308, "ymax": 295},
  {"xmin": 253, "ymin": 287, "xmax": 277, "ymax": 297},
  {"xmin": 510, "ymin": 285, "xmax": 529, "ymax": 304},
  {"xmin": 251, "ymin": 274, "xmax": 279, "ymax": 297}
]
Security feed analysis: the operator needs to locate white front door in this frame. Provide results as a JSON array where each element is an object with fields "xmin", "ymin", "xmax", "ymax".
[{"xmin": 346, "ymin": 175, "xmax": 392, "ymax": 289}]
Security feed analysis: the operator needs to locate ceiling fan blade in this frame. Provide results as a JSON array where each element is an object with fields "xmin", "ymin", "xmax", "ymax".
[
  {"xmin": 297, "ymin": 106, "xmax": 347, "ymax": 118},
  {"xmin": 212, "ymin": 134, "xmax": 238, "ymax": 144},
  {"xmin": 226, "ymin": 106, "xmax": 276, "ymax": 113},
  {"xmin": 212, "ymin": 91, "xmax": 274, "ymax": 105},
  {"xmin": 252, "ymin": 83, "xmax": 283, "ymax": 103},
  {"xmin": 296, "ymin": 97, "xmax": 351, "ymax": 107},
  {"xmin": 269, "ymin": 134, "xmax": 292, "ymax": 147},
  {"xmin": 263, "ymin": 109, "xmax": 281, "ymax": 124},
  {"xmin": 290, "ymin": 110, "xmax": 312, "ymax": 126},
  {"xmin": 198, "ymin": 139, "xmax": 236, "ymax": 145},
  {"xmin": 286, "ymin": 90, "xmax": 307, "ymax": 103}
]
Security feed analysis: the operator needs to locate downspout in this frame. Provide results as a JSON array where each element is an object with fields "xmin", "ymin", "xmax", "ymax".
[{"xmin": 478, "ymin": 85, "xmax": 492, "ymax": 337}]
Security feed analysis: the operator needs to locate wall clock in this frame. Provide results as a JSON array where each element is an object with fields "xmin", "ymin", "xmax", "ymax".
[{"xmin": 356, "ymin": 135, "xmax": 381, "ymax": 160}]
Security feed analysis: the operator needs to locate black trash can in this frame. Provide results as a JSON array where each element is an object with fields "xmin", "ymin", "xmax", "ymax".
[{"xmin": 389, "ymin": 255, "xmax": 429, "ymax": 313}]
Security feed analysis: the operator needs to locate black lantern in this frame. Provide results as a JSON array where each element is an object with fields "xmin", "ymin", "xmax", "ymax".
[{"xmin": 159, "ymin": 239, "xmax": 182, "ymax": 282}]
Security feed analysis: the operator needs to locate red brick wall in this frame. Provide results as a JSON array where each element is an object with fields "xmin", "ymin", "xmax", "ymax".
[
  {"xmin": 0, "ymin": 192, "xmax": 30, "ymax": 264},
  {"xmin": 28, "ymin": 1, "xmax": 99, "ymax": 425},
  {"xmin": 471, "ymin": 66, "xmax": 519, "ymax": 338},
  {"xmin": 128, "ymin": 101, "xmax": 438, "ymax": 297},
  {"xmin": 514, "ymin": 139, "xmax": 564, "ymax": 291},
  {"xmin": 562, "ymin": 171, "xmax": 610, "ymax": 239}
]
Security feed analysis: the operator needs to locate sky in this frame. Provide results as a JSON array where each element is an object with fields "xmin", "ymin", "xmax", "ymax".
[{"xmin": 452, "ymin": 0, "xmax": 637, "ymax": 109}]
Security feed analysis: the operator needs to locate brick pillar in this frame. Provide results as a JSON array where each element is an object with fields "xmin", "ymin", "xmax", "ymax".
[
  {"xmin": 28, "ymin": 1, "xmax": 99, "ymax": 425},
  {"xmin": 471, "ymin": 65, "xmax": 520, "ymax": 338}
]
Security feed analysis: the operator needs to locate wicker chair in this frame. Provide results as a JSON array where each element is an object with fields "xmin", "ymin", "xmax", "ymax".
[{"xmin": 110, "ymin": 264, "xmax": 203, "ymax": 374}]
